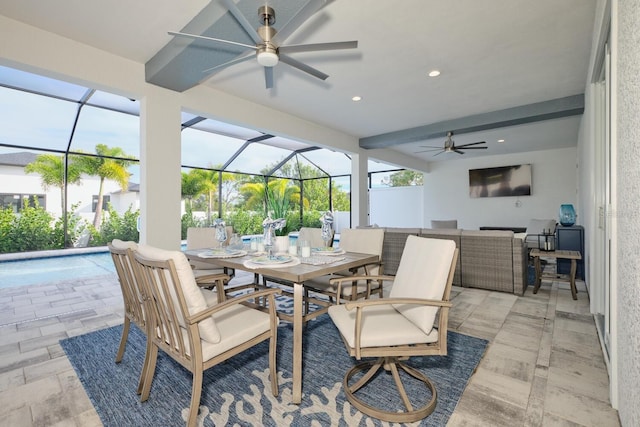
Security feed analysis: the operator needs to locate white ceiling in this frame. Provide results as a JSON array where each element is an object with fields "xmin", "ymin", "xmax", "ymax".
[{"xmin": 0, "ymin": 0, "xmax": 597, "ymax": 164}]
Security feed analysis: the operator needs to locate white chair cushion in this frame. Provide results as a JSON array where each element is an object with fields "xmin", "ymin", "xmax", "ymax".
[
  {"xmin": 110, "ymin": 239, "xmax": 138, "ymax": 250},
  {"xmin": 136, "ymin": 245, "xmax": 221, "ymax": 344},
  {"xmin": 328, "ymin": 304, "xmax": 439, "ymax": 348},
  {"xmin": 199, "ymin": 304, "xmax": 274, "ymax": 361},
  {"xmin": 298, "ymin": 227, "xmax": 325, "ymax": 248},
  {"xmin": 199, "ymin": 288, "xmax": 219, "ymax": 306},
  {"xmin": 338, "ymin": 228, "xmax": 385, "ymax": 275},
  {"xmin": 389, "ymin": 235, "xmax": 456, "ymax": 334},
  {"xmin": 187, "ymin": 226, "xmax": 233, "ymax": 249}
]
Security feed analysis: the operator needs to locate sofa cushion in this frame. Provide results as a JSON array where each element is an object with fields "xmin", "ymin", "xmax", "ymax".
[{"xmin": 431, "ymin": 219, "xmax": 458, "ymax": 229}]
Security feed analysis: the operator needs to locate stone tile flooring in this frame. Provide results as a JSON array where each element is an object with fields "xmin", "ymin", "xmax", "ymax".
[{"xmin": 0, "ymin": 271, "xmax": 620, "ymax": 426}]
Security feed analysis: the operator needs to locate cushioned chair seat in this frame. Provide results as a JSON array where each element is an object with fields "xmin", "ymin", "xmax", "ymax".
[
  {"xmin": 181, "ymin": 304, "xmax": 273, "ymax": 360},
  {"xmin": 329, "ymin": 304, "xmax": 439, "ymax": 348}
]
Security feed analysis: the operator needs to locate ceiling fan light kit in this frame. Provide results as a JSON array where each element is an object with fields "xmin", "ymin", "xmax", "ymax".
[{"xmin": 168, "ymin": 0, "xmax": 358, "ymax": 89}]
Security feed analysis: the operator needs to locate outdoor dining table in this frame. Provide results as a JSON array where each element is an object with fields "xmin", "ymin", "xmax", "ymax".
[{"xmin": 185, "ymin": 249, "xmax": 380, "ymax": 404}]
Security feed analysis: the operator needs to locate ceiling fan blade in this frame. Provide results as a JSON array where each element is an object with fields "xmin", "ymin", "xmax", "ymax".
[
  {"xmin": 169, "ymin": 31, "xmax": 256, "ymax": 50},
  {"xmin": 279, "ymin": 41, "xmax": 358, "ymax": 54},
  {"xmin": 456, "ymin": 146, "xmax": 488, "ymax": 150},
  {"xmin": 454, "ymin": 149, "xmax": 465, "ymax": 154},
  {"xmin": 455, "ymin": 141, "xmax": 486, "ymax": 148},
  {"xmin": 271, "ymin": 0, "xmax": 326, "ymax": 46},
  {"xmin": 202, "ymin": 50, "xmax": 254, "ymax": 74},
  {"xmin": 279, "ymin": 54, "xmax": 329, "ymax": 80},
  {"xmin": 264, "ymin": 67, "xmax": 274, "ymax": 89},
  {"xmin": 222, "ymin": 0, "xmax": 263, "ymax": 44}
]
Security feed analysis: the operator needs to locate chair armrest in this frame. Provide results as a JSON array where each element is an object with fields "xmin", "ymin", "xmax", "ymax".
[
  {"xmin": 330, "ymin": 274, "xmax": 394, "ymax": 302},
  {"xmin": 329, "ymin": 274, "xmax": 395, "ymax": 285},
  {"xmin": 345, "ymin": 297, "xmax": 452, "ymax": 310},
  {"xmin": 187, "ymin": 288, "xmax": 282, "ymax": 324},
  {"xmin": 195, "ymin": 272, "xmax": 230, "ymax": 282}
]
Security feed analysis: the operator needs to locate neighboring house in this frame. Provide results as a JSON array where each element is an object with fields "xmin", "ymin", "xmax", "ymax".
[{"xmin": 0, "ymin": 151, "xmax": 139, "ymax": 223}]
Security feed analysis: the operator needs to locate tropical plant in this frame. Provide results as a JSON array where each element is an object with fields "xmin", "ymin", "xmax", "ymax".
[
  {"xmin": 181, "ymin": 205, "xmax": 205, "ymax": 239},
  {"xmin": 181, "ymin": 167, "xmax": 241, "ymax": 224},
  {"xmin": 24, "ymin": 153, "xmax": 84, "ymax": 212},
  {"xmin": 74, "ymin": 144, "xmax": 135, "ymax": 229},
  {"xmin": 181, "ymin": 170, "xmax": 208, "ymax": 210},
  {"xmin": 88, "ymin": 203, "xmax": 139, "ymax": 245}
]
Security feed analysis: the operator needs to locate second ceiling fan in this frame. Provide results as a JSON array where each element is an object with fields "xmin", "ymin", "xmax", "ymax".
[
  {"xmin": 416, "ymin": 131, "xmax": 488, "ymax": 156},
  {"xmin": 169, "ymin": 0, "xmax": 358, "ymax": 89}
]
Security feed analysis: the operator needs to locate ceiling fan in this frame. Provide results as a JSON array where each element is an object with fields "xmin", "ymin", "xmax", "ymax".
[
  {"xmin": 168, "ymin": 0, "xmax": 358, "ymax": 89},
  {"xmin": 415, "ymin": 131, "xmax": 487, "ymax": 156}
]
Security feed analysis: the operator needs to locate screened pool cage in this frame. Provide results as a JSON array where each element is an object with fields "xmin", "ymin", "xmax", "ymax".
[{"xmin": 0, "ymin": 65, "xmax": 401, "ymax": 252}]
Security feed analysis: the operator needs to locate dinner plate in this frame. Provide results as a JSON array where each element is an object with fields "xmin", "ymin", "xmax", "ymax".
[
  {"xmin": 198, "ymin": 248, "xmax": 246, "ymax": 258},
  {"xmin": 250, "ymin": 255, "xmax": 293, "ymax": 265},
  {"xmin": 311, "ymin": 247, "xmax": 345, "ymax": 256}
]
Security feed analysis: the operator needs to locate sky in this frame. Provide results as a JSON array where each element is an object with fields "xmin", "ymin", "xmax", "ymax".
[{"xmin": 0, "ymin": 65, "xmax": 396, "ymax": 188}]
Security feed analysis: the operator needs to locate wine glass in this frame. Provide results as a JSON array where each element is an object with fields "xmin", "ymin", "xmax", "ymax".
[{"xmin": 215, "ymin": 225, "xmax": 227, "ymax": 249}]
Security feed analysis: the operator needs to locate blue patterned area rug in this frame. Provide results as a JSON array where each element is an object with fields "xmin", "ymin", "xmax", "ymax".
[{"xmin": 61, "ymin": 314, "xmax": 488, "ymax": 426}]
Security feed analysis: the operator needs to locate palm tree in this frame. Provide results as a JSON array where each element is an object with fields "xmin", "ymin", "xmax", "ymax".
[
  {"xmin": 24, "ymin": 153, "xmax": 83, "ymax": 212},
  {"xmin": 76, "ymin": 144, "xmax": 135, "ymax": 229},
  {"xmin": 240, "ymin": 178, "xmax": 303, "ymax": 217},
  {"xmin": 181, "ymin": 170, "xmax": 208, "ymax": 210}
]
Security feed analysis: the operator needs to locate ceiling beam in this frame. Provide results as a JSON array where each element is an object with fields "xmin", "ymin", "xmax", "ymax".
[{"xmin": 359, "ymin": 94, "xmax": 585, "ymax": 150}]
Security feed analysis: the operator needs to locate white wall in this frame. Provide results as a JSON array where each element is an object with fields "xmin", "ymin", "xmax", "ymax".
[
  {"xmin": 615, "ymin": 0, "xmax": 640, "ymax": 423},
  {"xmin": 0, "ymin": 164, "xmax": 131, "ymax": 223},
  {"xmin": 370, "ymin": 186, "xmax": 423, "ymax": 227},
  {"xmin": 422, "ymin": 147, "xmax": 578, "ymax": 230}
]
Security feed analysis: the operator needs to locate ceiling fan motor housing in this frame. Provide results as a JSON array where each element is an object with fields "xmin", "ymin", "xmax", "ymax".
[{"xmin": 257, "ymin": 7, "xmax": 278, "ymax": 67}]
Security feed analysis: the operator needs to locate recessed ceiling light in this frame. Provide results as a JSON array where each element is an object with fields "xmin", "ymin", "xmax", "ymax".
[
  {"xmin": 352, "ymin": 96, "xmax": 362, "ymax": 102},
  {"xmin": 428, "ymin": 70, "xmax": 441, "ymax": 77},
  {"xmin": 498, "ymin": 139, "xmax": 505, "ymax": 143}
]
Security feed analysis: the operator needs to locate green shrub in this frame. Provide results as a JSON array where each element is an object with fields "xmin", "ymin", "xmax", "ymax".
[
  {"xmin": 8, "ymin": 197, "xmax": 57, "ymax": 252},
  {"xmin": 181, "ymin": 208, "xmax": 205, "ymax": 239},
  {"xmin": 89, "ymin": 204, "xmax": 140, "ymax": 245},
  {"xmin": 0, "ymin": 207, "xmax": 17, "ymax": 253},
  {"xmin": 224, "ymin": 210, "xmax": 264, "ymax": 235}
]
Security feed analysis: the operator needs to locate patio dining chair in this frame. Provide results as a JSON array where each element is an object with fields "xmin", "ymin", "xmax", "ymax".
[
  {"xmin": 304, "ymin": 227, "xmax": 385, "ymax": 302},
  {"xmin": 328, "ymin": 235, "xmax": 458, "ymax": 423},
  {"xmin": 108, "ymin": 240, "xmax": 226, "ymax": 396},
  {"xmin": 108, "ymin": 239, "xmax": 148, "ymax": 394},
  {"xmin": 132, "ymin": 244, "xmax": 280, "ymax": 427},
  {"xmin": 187, "ymin": 226, "xmax": 235, "ymax": 289}
]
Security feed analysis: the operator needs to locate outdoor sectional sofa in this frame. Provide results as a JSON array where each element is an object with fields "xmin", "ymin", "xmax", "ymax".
[{"xmin": 381, "ymin": 227, "xmax": 528, "ymax": 295}]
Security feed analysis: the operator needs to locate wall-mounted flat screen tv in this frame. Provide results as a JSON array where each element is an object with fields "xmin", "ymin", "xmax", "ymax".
[{"xmin": 469, "ymin": 164, "xmax": 532, "ymax": 198}]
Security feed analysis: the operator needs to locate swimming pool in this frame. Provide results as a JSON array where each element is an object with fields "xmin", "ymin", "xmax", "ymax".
[{"xmin": 0, "ymin": 252, "xmax": 116, "ymax": 289}]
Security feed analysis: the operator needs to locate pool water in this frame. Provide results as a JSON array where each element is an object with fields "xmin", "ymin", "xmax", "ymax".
[{"xmin": 0, "ymin": 252, "xmax": 115, "ymax": 289}]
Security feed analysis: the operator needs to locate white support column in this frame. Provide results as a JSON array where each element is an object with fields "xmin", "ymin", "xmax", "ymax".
[
  {"xmin": 139, "ymin": 88, "xmax": 182, "ymax": 249},
  {"xmin": 350, "ymin": 152, "xmax": 369, "ymax": 227}
]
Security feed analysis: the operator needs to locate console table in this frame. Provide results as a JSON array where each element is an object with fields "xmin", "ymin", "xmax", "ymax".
[{"xmin": 530, "ymin": 248, "xmax": 582, "ymax": 300}]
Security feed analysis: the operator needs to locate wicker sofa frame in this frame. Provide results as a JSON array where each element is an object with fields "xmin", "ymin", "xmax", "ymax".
[{"xmin": 381, "ymin": 228, "xmax": 528, "ymax": 295}]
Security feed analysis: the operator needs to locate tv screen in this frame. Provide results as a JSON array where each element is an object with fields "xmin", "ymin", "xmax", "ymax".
[{"xmin": 469, "ymin": 164, "xmax": 531, "ymax": 198}]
